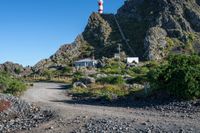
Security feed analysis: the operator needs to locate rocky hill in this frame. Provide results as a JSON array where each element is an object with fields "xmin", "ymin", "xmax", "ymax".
[
  {"xmin": 0, "ymin": 62, "xmax": 32, "ymax": 77},
  {"xmin": 34, "ymin": 0, "xmax": 200, "ymax": 72}
]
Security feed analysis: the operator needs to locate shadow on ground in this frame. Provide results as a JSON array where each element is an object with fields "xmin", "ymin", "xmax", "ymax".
[
  {"xmin": 50, "ymin": 96, "xmax": 200, "ymax": 113},
  {"xmin": 47, "ymin": 84, "xmax": 72, "ymax": 90},
  {"xmin": 51, "ymin": 98, "xmax": 172, "ymax": 108}
]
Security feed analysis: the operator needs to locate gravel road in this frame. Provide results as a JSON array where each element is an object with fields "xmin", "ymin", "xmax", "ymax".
[{"xmin": 20, "ymin": 82, "xmax": 200, "ymax": 133}]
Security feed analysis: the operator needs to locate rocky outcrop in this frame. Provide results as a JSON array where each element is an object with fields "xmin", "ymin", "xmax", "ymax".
[
  {"xmin": 116, "ymin": 0, "xmax": 200, "ymax": 59},
  {"xmin": 144, "ymin": 27, "xmax": 168, "ymax": 60},
  {"xmin": 82, "ymin": 13, "xmax": 122, "ymax": 58},
  {"xmin": 83, "ymin": 13, "xmax": 113, "ymax": 47},
  {"xmin": 0, "ymin": 62, "xmax": 32, "ymax": 77}
]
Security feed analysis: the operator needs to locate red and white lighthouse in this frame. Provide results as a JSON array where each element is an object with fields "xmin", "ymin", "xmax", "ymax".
[{"xmin": 98, "ymin": 0, "xmax": 104, "ymax": 14}]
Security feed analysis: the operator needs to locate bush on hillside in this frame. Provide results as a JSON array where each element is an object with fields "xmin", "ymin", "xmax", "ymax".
[
  {"xmin": 72, "ymin": 71, "xmax": 84, "ymax": 82},
  {"xmin": 148, "ymin": 54, "xmax": 200, "ymax": 100},
  {"xmin": 101, "ymin": 65, "xmax": 122, "ymax": 74},
  {"xmin": 126, "ymin": 75, "xmax": 148, "ymax": 84},
  {"xmin": 100, "ymin": 60, "xmax": 126, "ymax": 75},
  {"xmin": 0, "ymin": 72, "xmax": 27, "ymax": 95},
  {"xmin": 4, "ymin": 81, "xmax": 27, "ymax": 95},
  {"xmin": 97, "ymin": 76, "xmax": 124, "ymax": 85},
  {"xmin": 42, "ymin": 69, "xmax": 54, "ymax": 80},
  {"xmin": 61, "ymin": 66, "xmax": 72, "ymax": 75}
]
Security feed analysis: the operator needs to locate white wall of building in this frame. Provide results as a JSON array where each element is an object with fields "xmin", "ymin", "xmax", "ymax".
[{"xmin": 127, "ymin": 57, "xmax": 139, "ymax": 64}]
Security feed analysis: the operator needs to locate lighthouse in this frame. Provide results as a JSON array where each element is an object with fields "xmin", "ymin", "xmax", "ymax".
[{"xmin": 98, "ymin": 0, "xmax": 103, "ymax": 14}]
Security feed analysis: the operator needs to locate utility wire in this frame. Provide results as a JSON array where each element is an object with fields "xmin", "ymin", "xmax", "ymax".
[{"xmin": 113, "ymin": 15, "xmax": 136, "ymax": 56}]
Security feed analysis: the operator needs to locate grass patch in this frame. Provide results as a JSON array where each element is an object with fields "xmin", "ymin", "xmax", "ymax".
[
  {"xmin": 69, "ymin": 84, "xmax": 143, "ymax": 101},
  {"xmin": 97, "ymin": 76, "xmax": 124, "ymax": 85}
]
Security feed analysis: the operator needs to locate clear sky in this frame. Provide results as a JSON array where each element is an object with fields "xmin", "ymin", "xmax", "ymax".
[{"xmin": 0, "ymin": 0, "xmax": 124, "ymax": 66}]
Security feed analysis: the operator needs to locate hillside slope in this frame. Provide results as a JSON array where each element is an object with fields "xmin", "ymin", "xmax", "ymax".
[{"xmin": 34, "ymin": 0, "xmax": 200, "ymax": 72}]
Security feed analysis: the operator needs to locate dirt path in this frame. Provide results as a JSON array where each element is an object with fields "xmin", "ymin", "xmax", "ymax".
[{"xmin": 20, "ymin": 82, "xmax": 200, "ymax": 133}]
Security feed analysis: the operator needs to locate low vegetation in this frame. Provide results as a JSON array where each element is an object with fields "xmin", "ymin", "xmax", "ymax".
[
  {"xmin": 42, "ymin": 66, "xmax": 72, "ymax": 80},
  {"xmin": 72, "ymin": 71, "xmax": 84, "ymax": 82},
  {"xmin": 148, "ymin": 54, "xmax": 200, "ymax": 100},
  {"xmin": 69, "ymin": 54, "xmax": 200, "ymax": 101},
  {"xmin": 69, "ymin": 84, "xmax": 142, "ymax": 101},
  {"xmin": 0, "ymin": 72, "xmax": 27, "ymax": 95},
  {"xmin": 25, "ymin": 66, "xmax": 73, "ymax": 83},
  {"xmin": 97, "ymin": 76, "xmax": 124, "ymax": 85}
]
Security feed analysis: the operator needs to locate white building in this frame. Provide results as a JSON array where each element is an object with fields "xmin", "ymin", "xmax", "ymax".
[
  {"xmin": 127, "ymin": 57, "xmax": 139, "ymax": 64},
  {"xmin": 74, "ymin": 58, "xmax": 97, "ymax": 68},
  {"xmin": 114, "ymin": 53, "xmax": 120, "ymax": 58}
]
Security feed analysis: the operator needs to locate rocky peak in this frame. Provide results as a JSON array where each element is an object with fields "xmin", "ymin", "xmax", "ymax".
[
  {"xmin": 33, "ymin": 0, "xmax": 200, "ymax": 72},
  {"xmin": 83, "ymin": 13, "xmax": 112, "ymax": 46}
]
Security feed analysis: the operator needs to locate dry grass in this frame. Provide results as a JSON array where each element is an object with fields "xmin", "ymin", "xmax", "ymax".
[{"xmin": 25, "ymin": 76, "xmax": 72, "ymax": 83}]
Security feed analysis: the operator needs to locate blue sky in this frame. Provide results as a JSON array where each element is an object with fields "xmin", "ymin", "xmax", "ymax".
[{"xmin": 0, "ymin": 0, "xmax": 124, "ymax": 66}]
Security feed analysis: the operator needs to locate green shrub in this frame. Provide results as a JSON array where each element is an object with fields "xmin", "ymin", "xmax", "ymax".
[
  {"xmin": 126, "ymin": 75, "xmax": 148, "ymax": 84},
  {"xmin": 42, "ymin": 69, "xmax": 53, "ymax": 80},
  {"xmin": 130, "ymin": 67, "xmax": 149, "ymax": 74},
  {"xmin": 0, "ymin": 72, "xmax": 27, "ymax": 95},
  {"xmin": 101, "ymin": 65, "xmax": 121, "ymax": 74},
  {"xmin": 61, "ymin": 66, "xmax": 72, "ymax": 75},
  {"xmin": 14, "ymin": 68, "xmax": 22, "ymax": 75},
  {"xmin": 4, "ymin": 80, "xmax": 27, "ymax": 95},
  {"xmin": 145, "ymin": 61, "xmax": 160, "ymax": 69},
  {"xmin": 70, "ymin": 87, "xmax": 90, "ymax": 97},
  {"xmin": 100, "ymin": 60, "xmax": 126, "ymax": 75},
  {"xmin": 97, "ymin": 76, "xmax": 124, "ymax": 85},
  {"xmin": 0, "ymin": 73, "xmax": 10, "ymax": 91},
  {"xmin": 93, "ymin": 85, "xmax": 128, "ymax": 101},
  {"xmin": 148, "ymin": 54, "xmax": 200, "ymax": 100},
  {"xmin": 72, "ymin": 71, "xmax": 84, "ymax": 82}
]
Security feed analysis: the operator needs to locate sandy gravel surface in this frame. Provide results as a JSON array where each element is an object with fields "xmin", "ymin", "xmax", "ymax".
[{"xmin": 20, "ymin": 82, "xmax": 200, "ymax": 133}]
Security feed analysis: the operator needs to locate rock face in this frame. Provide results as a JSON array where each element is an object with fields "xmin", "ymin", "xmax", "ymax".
[
  {"xmin": 144, "ymin": 27, "xmax": 168, "ymax": 60},
  {"xmin": 116, "ymin": 0, "xmax": 200, "ymax": 59},
  {"xmin": 34, "ymin": 0, "xmax": 200, "ymax": 71},
  {"xmin": 0, "ymin": 62, "xmax": 32, "ymax": 77}
]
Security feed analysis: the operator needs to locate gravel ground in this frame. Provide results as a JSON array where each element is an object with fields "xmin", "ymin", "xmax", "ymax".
[
  {"xmin": 17, "ymin": 82, "xmax": 200, "ymax": 133},
  {"xmin": 71, "ymin": 116, "xmax": 196, "ymax": 133},
  {"xmin": 0, "ymin": 94, "xmax": 53, "ymax": 133}
]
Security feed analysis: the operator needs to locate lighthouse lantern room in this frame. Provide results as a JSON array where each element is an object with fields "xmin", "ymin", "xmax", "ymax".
[{"xmin": 98, "ymin": 0, "xmax": 104, "ymax": 14}]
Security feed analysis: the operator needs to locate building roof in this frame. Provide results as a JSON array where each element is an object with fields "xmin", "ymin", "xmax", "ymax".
[{"xmin": 75, "ymin": 58, "xmax": 97, "ymax": 63}]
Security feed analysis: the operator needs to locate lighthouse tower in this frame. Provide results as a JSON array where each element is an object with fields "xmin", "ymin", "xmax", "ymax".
[{"xmin": 98, "ymin": 0, "xmax": 103, "ymax": 14}]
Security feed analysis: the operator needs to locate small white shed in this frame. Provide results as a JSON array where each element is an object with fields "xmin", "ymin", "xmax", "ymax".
[{"xmin": 127, "ymin": 57, "xmax": 139, "ymax": 64}]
